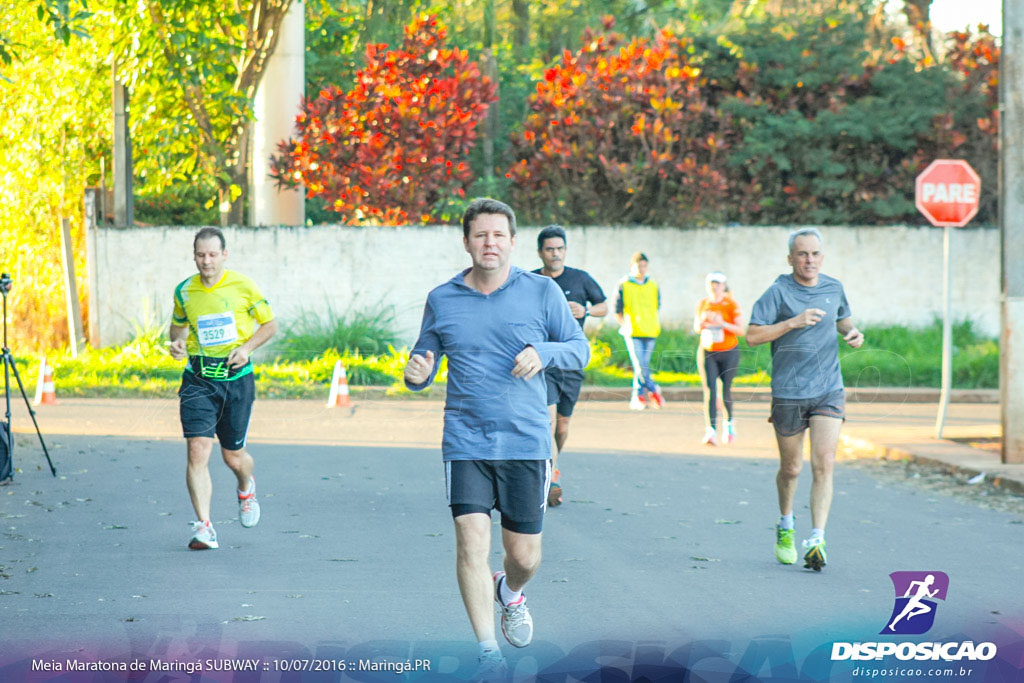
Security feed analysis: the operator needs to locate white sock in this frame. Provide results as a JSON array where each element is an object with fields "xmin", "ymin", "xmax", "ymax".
[
  {"xmin": 499, "ymin": 576, "xmax": 522, "ymax": 605},
  {"xmin": 478, "ymin": 640, "xmax": 500, "ymax": 657},
  {"xmin": 809, "ymin": 528, "xmax": 825, "ymax": 541},
  {"xmin": 779, "ymin": 514, "xmax": 794, "ymax": 530},
  {"xmin": 238, "ymin": 478, "xmax": 253, "ymax": 497}
]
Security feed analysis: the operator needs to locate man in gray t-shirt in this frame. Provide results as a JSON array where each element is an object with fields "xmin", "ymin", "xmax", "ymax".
[{"xmin": 747, "ymin": 228, "xmax": 863, "ymax": 572}]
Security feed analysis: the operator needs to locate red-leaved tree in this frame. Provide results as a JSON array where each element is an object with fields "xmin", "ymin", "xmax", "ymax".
[
  {"xmin": 507, "ymin": 17, "xmax": 729, "ymax": 225},
  {"xmin": 934, "ymin": 27, "xmax": 999, "ymax": 221},
  {"xmin": 271, "ymin": 15, "xmax": 497, "ymax": 225}
]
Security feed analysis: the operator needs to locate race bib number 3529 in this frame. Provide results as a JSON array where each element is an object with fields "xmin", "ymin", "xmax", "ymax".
[{"xmin": 197, "ymin": 312, "xmax": 239, "ymax": 347}]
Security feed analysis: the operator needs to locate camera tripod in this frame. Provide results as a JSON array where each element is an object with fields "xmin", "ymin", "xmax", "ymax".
[{"xmin": 0, "ymin": 273, "xmax": 56, "ymax": 480}]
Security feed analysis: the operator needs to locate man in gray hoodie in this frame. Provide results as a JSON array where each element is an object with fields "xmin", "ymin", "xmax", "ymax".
[{"xmin": 404, "ymin": 198, "xmax": 590, "ymax": 678}]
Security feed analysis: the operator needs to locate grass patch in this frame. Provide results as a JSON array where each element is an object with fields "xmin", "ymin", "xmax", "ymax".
[
  {"xmin": 589, "ymin": 319, "xmax": 996, "ymax": 389},
  {"xmin": 19, "ymin": 319, "xmax": 997, "ymax": 398}
]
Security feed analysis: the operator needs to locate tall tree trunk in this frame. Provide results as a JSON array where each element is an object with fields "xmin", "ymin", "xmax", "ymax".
[
  {"xmin": 147, "ymin": 0, "xmax": 293, "ymax": 228},
  {"xmin": 229, "ymin": 120, "xmax": 251, "ymax": 225},
  {"xmin": 482, "ymin": 0, "xmax": 499, "ymax": 177},
  {"xmin": 903, "ymin": 0, "xmax": 931, "ymax": 26},
  {"xmin": 904, "ymin": 0, "xmax": 934, "ymax": 63},
  {"xmin": 512, "ymin": 0, "xmax": 530, "ymax": 64}
]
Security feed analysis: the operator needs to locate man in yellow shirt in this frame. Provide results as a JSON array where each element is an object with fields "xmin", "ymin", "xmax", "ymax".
[{"xmin": 167, "ymin": 227, "xmax": 278, "ymax": 550}]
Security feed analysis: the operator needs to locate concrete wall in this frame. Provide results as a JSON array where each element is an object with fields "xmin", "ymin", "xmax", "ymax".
[{"xmin": 88, "ymin": 224, "xmax": 998, "ymax": 348}]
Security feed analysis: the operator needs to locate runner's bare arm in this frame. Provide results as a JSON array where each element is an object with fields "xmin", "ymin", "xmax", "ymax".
[
  {"xmin": 720, "ymin": 312, "xmax": 745, "ymax": 337},
  {"xmin": 227, "ymin": 318, "xmax": 278, "ymax": 368},
  {"xmin": 588, "ymin": 301, "xmax": 608, "ymax": 318},
  {"xmin": 746, "ymin": 309, "xmax": 825, "ymax": 346},
  {"xmin": 836, "ymin": 317, "xmax": 864, "ymax": 348},
  {"xmin": 168, "ymin": 324, "xmax": 189, "ymax": 359}
]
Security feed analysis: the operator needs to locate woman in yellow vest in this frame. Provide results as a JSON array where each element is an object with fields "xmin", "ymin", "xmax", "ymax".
[{"xmin": 615, "ymin": 252, "xmax": 664, "ymax": 410}]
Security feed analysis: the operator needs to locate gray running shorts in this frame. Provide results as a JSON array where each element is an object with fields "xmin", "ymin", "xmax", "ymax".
[{"xmin": 768, "ymin": 388, "xmax": 845, "ymax": 437}]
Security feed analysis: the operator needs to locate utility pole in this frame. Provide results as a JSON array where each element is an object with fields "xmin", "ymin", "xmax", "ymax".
[
  {"xmin": 251, "ymin": 0, "xmax": 305, "ymax": 226},
  {"xmin": 112, "ymin": 68, "xmax": 134, "ymax": 227},
  {"xmin": 1000, "ymin": 0, "xmax": 1024, "ymax": 463}
]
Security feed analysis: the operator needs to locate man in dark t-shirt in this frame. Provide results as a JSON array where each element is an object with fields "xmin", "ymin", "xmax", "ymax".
[{"xmin": 533, "ymin": 225, "xmax": 607, "ymax": 507}]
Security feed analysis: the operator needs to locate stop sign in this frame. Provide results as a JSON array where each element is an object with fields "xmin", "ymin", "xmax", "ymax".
[{"xmin": 915, "ymin": 159, "xmax": 981, "ymax": 227}]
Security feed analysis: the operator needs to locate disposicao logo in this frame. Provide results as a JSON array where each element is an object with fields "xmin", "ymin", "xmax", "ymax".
[
  {"xmin": 831, "ymin": 571, "xmax": 997, "ymax": 663},
  {"xmin": 881, "ymin": 571, "xmax": 949, "ymax": 635}
]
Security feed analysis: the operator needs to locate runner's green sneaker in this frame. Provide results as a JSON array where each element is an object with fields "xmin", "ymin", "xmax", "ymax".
[
  {"xmin": 802, "ymin": 536, "xmax": 827, "ymax": 571},
  {"xmin": 774, "ymin": 525, "xmax": 797, "ymax": 565}
]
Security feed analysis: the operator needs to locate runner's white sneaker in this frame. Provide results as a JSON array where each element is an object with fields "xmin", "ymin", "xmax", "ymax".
[
  {"xmin": 629, "ymin": 395, "xmax": 646, "ymax": 411},
  {"xmin": 474, "ymin": 651, "xmax": 508, "ymax": 681},
  {"xmin": 493, "ymin": 571, "xmax": 534, "ymax": 648},
  {"xmin": 188, "ymin": 520, "xmax": 218, "ymax": 550},
  {"xmin": 702, "ymin": 426, "xmax": 717, "ymax": 446},
  {"xmin": 238, "ymin": 476, "xmax": 260, "ymax": 528}
]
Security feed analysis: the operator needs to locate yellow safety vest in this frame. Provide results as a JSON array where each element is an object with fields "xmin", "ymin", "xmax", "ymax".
[{"xmin": 621, "ymin": 278, "xmax": 660, "ymax": 338}]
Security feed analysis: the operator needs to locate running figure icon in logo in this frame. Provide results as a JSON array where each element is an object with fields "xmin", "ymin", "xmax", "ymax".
[{"xmin": 881, "ymin": 571, "xmax": 950, "ymax": 635}]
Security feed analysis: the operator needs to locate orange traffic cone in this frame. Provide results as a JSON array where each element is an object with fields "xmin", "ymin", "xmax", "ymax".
[
  {"xmin": 326, "ymin": 360, "xmax": 352, "ymax": 408},
  {"xmin": 33, "ymin": 356, "xmax": 57, "ymax": 406}
]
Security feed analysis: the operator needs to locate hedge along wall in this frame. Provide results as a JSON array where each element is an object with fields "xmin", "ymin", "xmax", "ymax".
[{"xmin": 87, "ymin": 224, "xmax": 999, "ymax": 348}]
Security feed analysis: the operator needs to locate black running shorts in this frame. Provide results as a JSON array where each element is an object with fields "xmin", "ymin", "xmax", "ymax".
[
  {"xmin": 769, "ymin": 389, "xmax": 846, "ymax": 437},
  {"xmin": 545, "ymin": 367, "xmax": 585, "ymax": 417},
  {"xmin": 446, "ymin": 459, "xmax": 551, "ymax": 534},
  {"xmin": 178, "ymin": 366, "xmax": 255, "ymax": 450}
]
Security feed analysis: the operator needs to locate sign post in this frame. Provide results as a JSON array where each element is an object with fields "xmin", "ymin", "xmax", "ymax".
[{"xmin": 914, "ymin": 159, "xmax": 981, "ymax": 439}]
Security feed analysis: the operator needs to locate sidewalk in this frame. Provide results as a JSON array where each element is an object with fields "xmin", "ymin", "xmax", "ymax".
[{"xmin": 839, "ymin": 400, "xmax": 1024, "ymax": 496}]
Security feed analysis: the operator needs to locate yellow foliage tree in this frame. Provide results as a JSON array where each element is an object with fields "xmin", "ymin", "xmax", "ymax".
[{"xmin": 0, "ymin": 5, "xmax": 108, "ymax": 353}]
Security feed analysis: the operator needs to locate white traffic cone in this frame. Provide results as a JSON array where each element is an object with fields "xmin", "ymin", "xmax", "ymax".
[
  {"xmin": 326, "ymin": 360, "xmax": 352, "ymax": 408},
  {"xmin": 33, "ymin": 356, "xmax": 57, "ymax": 405}
]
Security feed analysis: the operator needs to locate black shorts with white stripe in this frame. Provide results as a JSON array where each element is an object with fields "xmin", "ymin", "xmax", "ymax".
[{"xmin": 445, "ymin": 459, "xmax": 551, "ymax": 534}]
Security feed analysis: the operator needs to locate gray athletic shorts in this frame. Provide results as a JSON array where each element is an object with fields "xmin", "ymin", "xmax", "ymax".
[
  {"xmin": 769, "ymin": 388, "xmax": 846, "ymax": 437},
  {"xmin": 445, "ymin": 459, "xmax": 552, "ymax": 534}
]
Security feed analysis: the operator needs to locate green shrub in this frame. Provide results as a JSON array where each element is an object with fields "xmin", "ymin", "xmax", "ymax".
[
  {"xmin": 275, "ymin": 305, "xmax": 399, "ymax": 361},
  {"xmin": 839, "ymin": 319, "xmax": 998, "ymax": 389},
  {"xmin": 134, "ymin": 183, "xmax": 219, "ymax": 226}
]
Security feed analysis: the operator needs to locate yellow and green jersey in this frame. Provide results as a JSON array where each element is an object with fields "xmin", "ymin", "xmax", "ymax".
[{"xmin": 172, "ymin": 270, "xmax": 274, "ymax": 373}]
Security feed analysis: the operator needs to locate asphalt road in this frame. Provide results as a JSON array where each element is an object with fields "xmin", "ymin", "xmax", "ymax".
[{"xmin": 0, "ymin": 399, "xmax": 1022, "ymax": 681}]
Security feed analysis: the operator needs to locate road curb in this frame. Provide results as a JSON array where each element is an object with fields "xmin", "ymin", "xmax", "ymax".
[
  {"xmin": 840, "ymin": 435, "xmax": 1024, "ymax": 497},
  {"xmin": 354, "ymin": 386, "xmax": 999, "ymax": 403}
]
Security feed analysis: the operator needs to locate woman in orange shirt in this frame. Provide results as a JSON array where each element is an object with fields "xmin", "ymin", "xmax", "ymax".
[{"xmin": 694, "ymin": 271, "xmax": 745, "ymax": 445}]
